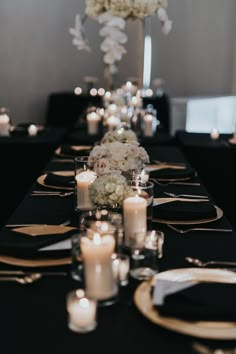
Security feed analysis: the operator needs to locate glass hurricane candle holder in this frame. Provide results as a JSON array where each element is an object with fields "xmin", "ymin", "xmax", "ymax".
[
  {"xmin": 66, "ymin": 289, "xmax": 97, "ymax": 333},
  {"xmin": 73, "ymin": 232, "xmax": 119, "ymax": 307},
  {"xmin": 74, "ymin": 156, "xmax": 97, "ymax": 212}
]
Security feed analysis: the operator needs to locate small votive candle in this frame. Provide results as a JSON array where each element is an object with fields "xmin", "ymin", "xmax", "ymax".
[
  {"xmin": 75, "ymin": 170, "xmax": 97, "ymax": 211},
  {"xmin": 0, "ymin": 110, "xmax": 10, "ymax": 136},
  {"xmin": 66, "ymin": 289, "xmax": 97, "ymax": 333},
  {"xmin": 107, "ymin": 115, "xmax": 120, "ymax": 130},
  {"xmin": 28, "ymin": 124, "xmax": 38, "ymax": 136},
  {"xmin": 143, "ymin": 114, "xmax": 154, "ymax": 137},
  {"xmin": 210, "ymin": 127, "xmax": 220, "ymax": 140},
  {"xmin": 112, "ymin": 253, "xmax": 130, "ymax": 286},
  {"xmin": 86, "ymin": 112, "xmax": 100, "ymax": 135}
]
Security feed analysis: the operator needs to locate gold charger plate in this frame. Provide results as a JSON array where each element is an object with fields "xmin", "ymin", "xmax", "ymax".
[
  {"xmin": 228, "ymin": 137, "xmax": 236, "ymax": 145},
  {"xmin": 153, "ymin": 205, "xmax": 223, "ymax": 225},
  {"xmin": 134, "ymin": 268, "xmax": 236, "ymax": 340},
  {"xmin": 0, "ymin": 225, "xmax": 76, "ymax": 267},
  {"xmin": 37, "ymin": 171, "xmax": 74, "ymax": 190},
  {"xmin": 12, "ymin": 225, "xmax": 76, "ymax": 236},
  {"xmin": 55, "ymin": 145, "xmax": 92, "ymax": 158},
  {"xmin": 0, "ymin": 254, "xmax": 71, "ymax": 267}
]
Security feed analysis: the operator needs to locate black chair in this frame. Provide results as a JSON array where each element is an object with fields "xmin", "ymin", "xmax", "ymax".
[
  {"xmin": 142, "ymin": 93, "xmax": 170, "ymax": 132},
  {"xmin": 45, "ymin": 92, "xmax": 103, "ymax": 127}
]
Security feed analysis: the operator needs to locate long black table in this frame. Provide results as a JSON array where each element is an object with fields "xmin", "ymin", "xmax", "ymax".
[
  {"xmin": 0, "ymin": 127, "xmax": 68, "ymax": 226},
  {"xmin": 1, "ymin": 145, "xmax": 236, "ymax": 354},
  {"xmin": 176, "ymin": 131, "xmax": 236, "ymax": 229}
]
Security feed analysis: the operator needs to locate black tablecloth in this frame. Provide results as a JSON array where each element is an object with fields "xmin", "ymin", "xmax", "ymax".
[{"xmin": 1, "ymin": 145, "xmax": 236, "ymax": 354}]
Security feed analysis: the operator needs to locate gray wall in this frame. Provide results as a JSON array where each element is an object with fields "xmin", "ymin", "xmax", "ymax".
[{"xmin": 0, "ymin": 0, "xmax": 235, "ymax": 124}]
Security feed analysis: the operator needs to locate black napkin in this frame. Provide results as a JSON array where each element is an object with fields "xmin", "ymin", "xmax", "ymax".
[
  {"xmin": 155, "ymin": 281, "xmax": 236, "ymax": 321},
  {"xmin": 44, "ymin": 173, "xmax": 74, "ymax": 188},
  {"xmin": 149, "ymin": 166, "xmax": 196, "ymax": 180},
  {"xmin": 0, "ymin": 228, "xmax": 76, "ymax": 258},
  {"xmin": 60, "ymin": 145, "xmax": 91, "ymax": 156},
  {"xmin": 153, "ymin": 200, "xmax": 217, "ymax": 221}
]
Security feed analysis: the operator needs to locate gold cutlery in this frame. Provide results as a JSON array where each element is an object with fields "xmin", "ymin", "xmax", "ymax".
[
  {"xmin": 150, "ymin": 179, "xmax": 200, "ymax": 186},
  {"xmin": 185, "ymin": 257, "xmax": 236, "ymax": 267},
  {"xmin": 192, "ymin": 340, "xmax": 236, "ymax": 354},
  {"xmin": 0, "ymin": 270, "xmax": 67, "ymax": 276},
  {"xmin": 0, "ymin": 273, "xmax": 42, "ymax": 284},
  {"xmin": 31, "ymin": 191, "xmax": 73, "ymax": 197},
  {"xmin": 167, "ymin": 224, "xmax": 232, "ymax": 234},
  {"xmin": 163, "ymin": 192, "xmax": 208, "ymax": 199},
  {"xmin": 152, "ymin": 160, "xmax": 186, "ymax": 167},
  {"xmin": 154, "ymin": 197, "xmax": 209, "ymax": 205}
]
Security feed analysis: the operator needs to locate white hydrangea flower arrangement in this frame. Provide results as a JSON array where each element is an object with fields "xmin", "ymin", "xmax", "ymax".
[
  {"xmin": 101, "ymin": 127, "xmax": 138, "ymax": 144},
  {"xmin": 88, "ymin": 141, "xmax": 150, "ymax": 176},
  {"xmin": 89, "ymin": 173, "xmax": 135, "ymax": 207}
]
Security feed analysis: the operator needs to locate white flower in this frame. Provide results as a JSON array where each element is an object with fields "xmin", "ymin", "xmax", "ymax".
[
  {"xmin": 101, "ymin": 128, "xmax": 138, "ymax": 144},
  {"xmin": 85, "ymin": 0, "xmax": 106, "ymax": 18},
  {"xmin": 89, "ymin": 173, "xmax": 134, "ymax": 207},
  {"xmin": 161, "ymin": 19, "xmax": 172, "ymax": 35},
  {"xmin": 89, "ymin": 140, "xmax": 150, "ymax": 176},
  {"xmin": 69, "ymin": 14, "xmax": 91, "ymax": 52},
  {"xmin": 93, "ymin": 158, "xmax": 112, "ymax": 175},
  {"xmin": 100, "ymin": 27, "xmax": 127, "ymax": 44}
]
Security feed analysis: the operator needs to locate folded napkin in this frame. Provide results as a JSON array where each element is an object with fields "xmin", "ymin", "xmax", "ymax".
[
  {"xmin": 153, "ymin": 279, "xmax": 236, "ymax": 321},
  {"xmin": 149, "ymin": 166, "xmax": 195, "ymax": 180},
  {"xmin": 0, "ymin": 229, "xmax": 76, "ymax": 258},
  {"xmin": 153, "ymin": 200, "xmax": 217, "ymax": 221},
  {"xmin": 60, "ymin": 145, "xmax": 91, "ymax": 156},
  {"xmin": 44, "ymin": 173, "xmax": 74, "ymax": 188}
]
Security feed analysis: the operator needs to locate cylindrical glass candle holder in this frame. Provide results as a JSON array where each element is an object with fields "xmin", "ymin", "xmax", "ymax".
[
  {"xmin": 66, "ymin": 289, "xmax": 97, "ymax": 333},
  {"xmin": 74, "ymin": 156, "xmax": 97, "ymax": 212},
  {"xmin": 79, "ymin": 232, "xmax": 119, "ymax": 306}
]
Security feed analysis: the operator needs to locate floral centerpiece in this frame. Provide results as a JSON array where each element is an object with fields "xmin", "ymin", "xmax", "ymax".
[
  {"xmin": 101, "ymin": 127, "xmax": 138, "ymax": 144},
  {"xmin": 88, "ymin": 141, "xmax": 150, "ymax": 176},
  {"xmin": 69, "ymin": 0, "xmax": 172, "ymax": 77},
  {"xmin": 89, "ymin": 173, "xmax": 134, "ymax": 207}
]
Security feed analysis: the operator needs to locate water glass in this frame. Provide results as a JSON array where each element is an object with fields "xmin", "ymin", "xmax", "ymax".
[{"xmin": 129, "ymin": 230, "xmax": 164, "ymax": 281}]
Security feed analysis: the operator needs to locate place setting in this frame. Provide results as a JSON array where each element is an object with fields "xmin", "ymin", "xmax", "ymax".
[
  {"xmin": 36, "ymin": 170, "xmax": 74, "ymax": 191},
  {"xmin": 134, "ymin": 267, "xmax": 236, "ymax": 340},
  {"xmin": 54, "ymin": 144, "xmax": 93, "ymax": 158},
  {"xmin": 0, "ymin": 222, "xmax": 77, "ymax": 267}
]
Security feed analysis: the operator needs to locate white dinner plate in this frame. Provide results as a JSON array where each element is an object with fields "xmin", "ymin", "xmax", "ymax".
[
  {"xmin": 152, "ymin": 205, "xmax": 223, "ymax": 225},
  {"xmin": 55, "ymin": 145, "xmax": 92, "ymax": 158},
  {"xmin": 37, "ymin": 171, "xmax": 74, "ymax": 190},
  {"xmin": 134, "ymin": 268, "xmax": 236, "ymax": 339}
]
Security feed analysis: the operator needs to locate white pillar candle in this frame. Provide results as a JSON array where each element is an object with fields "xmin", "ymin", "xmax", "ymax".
[
  {"xmin": 80, "ymin": 234, "xmax": 118, "ymax": 301},
  {"xmin": 76, "ymin": 170, "xmax": 97, "ymax": 210},
  {"xmin": 66, "ymin": 289, "xmax": 97, "ymax": 333},
  {"xmin": 210, "ymin": 127, "xmax": 220, "ymax": 140},
  {"xmin": 0, "ymin": 113, "xmax": 10, "ymax": 136},
  {"xmin": 143, "ymin": 114, "xmax": 154, "ymax": 137},
  {"xmin": 107, "ymin": 104, "xmax": 117, "ymax": 115},
  {"xmin": 87, "ymin": 112, "xmax": 100, "ymax": 135},
  {"xmin": 123, "ymin": 195, "xmax": 147, "ymax": 248},
  {"xmin": 107, "ymin": 115, "xmax": 120, "ymax": 130},
  {"xmin": 28, "ymin": 124, "xmax": 38, "ymax": 136}
]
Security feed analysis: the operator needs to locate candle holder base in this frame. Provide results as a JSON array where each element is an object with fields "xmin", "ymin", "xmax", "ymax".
[
  {"xmin": 97, "ymin": 292, "xmax": 119, "ymax": 307},
  {"xmin": 68, "ymin": 319, "xmax": 97, "ymax": 333}
]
